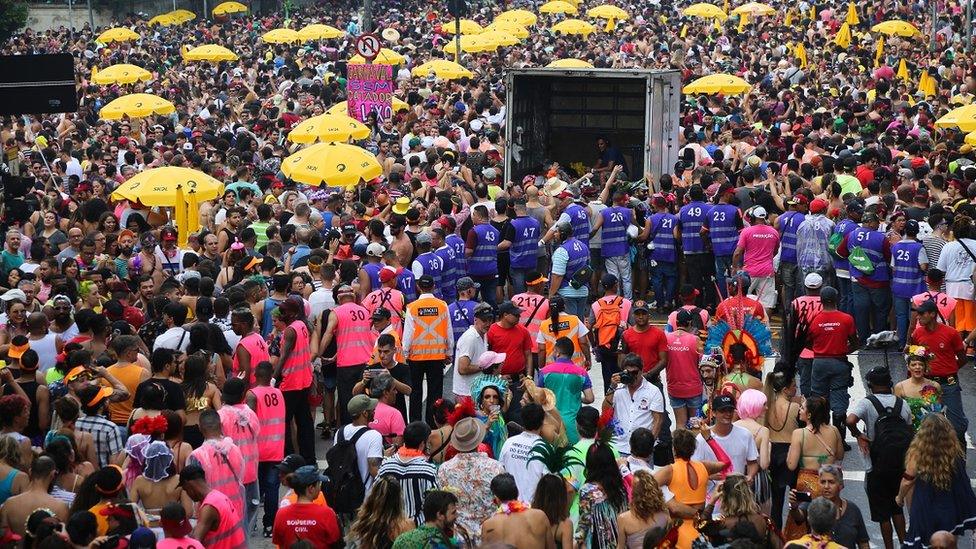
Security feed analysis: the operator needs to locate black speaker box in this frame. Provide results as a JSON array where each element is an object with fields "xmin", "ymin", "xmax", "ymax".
[{"xmin": 0, "ymin": 53, "xmax": 77, "ymax": 115}]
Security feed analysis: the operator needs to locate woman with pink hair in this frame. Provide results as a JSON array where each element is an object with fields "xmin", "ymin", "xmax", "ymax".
[{"xmin": 735, "ymin": 388, "xmax": 772, "ymax": 514}]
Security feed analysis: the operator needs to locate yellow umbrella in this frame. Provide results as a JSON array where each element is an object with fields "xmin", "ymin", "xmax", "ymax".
[
  {"xmin": 784, "ymin": 9, "xmax": 793, "ymax": 26},
  {"xmin": 168, "ymin": 9, "xmax": 196, "ymax": 23},
  {"xmin": 871, "ymin": 20, "xmax": 921, "ymax": 37},
  {"xmin": 484, "ymin": 21, "xmax": 530, "ymax": 38},
  {"xmin": 834, "ymin": 22, "xmax": 852, "ymax": 48},
  {"xmin": 682, "ymin": 3, "xmax": 728, "ymax": 20},
  {"xmin": 874, "ymin": 36, "xmax": 884, "ymax": 67},
  {"xmin": 348, "ymin": 48, "xmax": 404, "ymax": 65},
  {"xmin": 100, "ymin": 93, "xmax": 175, "ymax": 120},
  {"xmin": 965, "ymin": 131, "xmax": 976, "ymax": 145},
  {"xmin": 187, "ymin": 189, "xmax": 200, "ymax": 235},
  {"xmin": 934, "ymin": 105, "xmax": 976, "ymax": 129},
  {"xmin": 546, "ymin": 58, "xmax": 594, "ymax": 68},
  {"xmin": 794, "ymin": 42, "xmax": 807, "ymax": 67},
  {"xmin": 298, "ymin": 23, "xmax": 343, "ymax": 40},
  {"xmin": 327, "ymin": 97, "xmax": 409, "ymax": 116},
  {"xmin": 731, "ymin": 2, "xmax": 775, "ymax": 15},
  {"xmin": 262, "ymin": 28, "xmax": 302, "ymax": 44},
  {"xmin": 148, "ymin": 14, "xmax": 179, "ymax": 26},
  {"xmin": 110, "ymin": 167, "xmax": 224, "ymax": 206},
  {"xmin": 479, "ymin": 30, "xmax": 521, "ymax": 47},
  {"xmin": 411, "ymin": 59, "xmax": 474, "ymax": 80},
  {"xmin": 845, "ymin": 2, "xmax": 859, "ymax": 25},
  {"xmin": 287, "ymin": 113, "xmax": 371, "ymax": 144},
  {"xmin": 174, "ymin": 184, "xmax": 188, "ymax": 248},
  {"xmin": 281, "ymin": 143, "xmax": 383, "ymax": 187},
  {"xmin": 540, "ymin": 1, "xmax": 578, "ymax": 14},
  {"xmin": 683, "ymin": 73, "xmax": 751, "ymax": 94},
  {"xmin": 443, "ymin": 35, "xmax": 496, "ymax": 55},
  {"xmin": 212, "ymin": 1, "xmax": 248, "ymax": 15},
  {"xmin": 91, "ymin": 64, "xmax": 152, "ymax": 85},
  {"xmin": 496, "ymin": 9, "xmax": 537, "ymax": 26},
  {"xmin": 552, "ymin": 19, "xmax": 596, "ymax": 35},
  {"xmin": 97, "ymin": 27, "xmax": 139, "ymax": 43},
  {"xmin": 183, "ymin": 45, "xmax": 238, "ymax": 62},
  {"xmin": 587, "ymin": 4, "xmax": 628, "ymax": 19},
  {"xmin": 897, "ymin": 58, "xmax": 910, "ymax": 81},
  {"xmin": 442, "ymin": 19, "xmax": 484, "ymax": 34}
]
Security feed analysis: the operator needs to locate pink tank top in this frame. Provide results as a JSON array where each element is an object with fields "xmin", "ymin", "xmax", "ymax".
[
  {"xmin": 157, "ymin": 538, "xmax": 204, "ymax": 549},
  {"xmin": 912, "ymin": 291, "xmax": 956, "ymax": 324},
  {"xmin": 334, "ymin": 302, "xmax": 375, "ymax": 368},
  {"xmin": 232, "ymin": 332, "xmax": 271, "ymax": 385},
  {"xmin": 280, "ymin": 320, "xmax": 312, "ymax": 391},
  {"xmin": 792, "ymin": 295, "xmax": 824, "ymax": 359},
  {"xmin": 363, "ymin": 288, "xmax": 405, "ymax": 332},
  {"xmin": 190, "ymin": 439, "xmax": 246, "ymax": 520},
  {"xmin": 217, "ymin": 404, "xmax": 261, "ymax": 484},
  {"xmin": 514, "ymin": 293, "xmax": 550, "ymax": 352},
  {"xmin": 665, "ymin": 330, "xmax": 704, "ymax": 399},
  {"xmin": 249, "ymin": 386, "xmax": 286, "ymax": 462},
  {"xmin": 201, "ymin": 489, "xmax": 247, "ymax": 549}
]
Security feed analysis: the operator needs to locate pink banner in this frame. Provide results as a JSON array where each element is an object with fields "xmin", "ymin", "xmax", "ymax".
[{"xmin": 346, "ymin": 64, "xmax": 394, "ymax": 122}]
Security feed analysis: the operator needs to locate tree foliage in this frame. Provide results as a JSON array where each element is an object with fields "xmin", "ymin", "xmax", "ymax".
[{"xmin": 0, "ymin": 0, "xmax": 28, "ymax": 43}]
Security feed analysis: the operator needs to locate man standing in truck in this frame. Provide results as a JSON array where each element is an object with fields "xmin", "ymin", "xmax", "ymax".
[{"xmin": 593, "ymin": 137, "xmax": 628, "ymax": 183}]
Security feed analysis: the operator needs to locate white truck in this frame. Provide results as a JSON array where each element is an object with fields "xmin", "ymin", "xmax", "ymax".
[{"xmin": 503, "ymin": 68, "xmax": 682, "ymax": 185}]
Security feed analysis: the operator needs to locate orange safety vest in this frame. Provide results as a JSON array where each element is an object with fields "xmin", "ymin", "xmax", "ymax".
[
  {"xmin": 538, "ymin": 313, "xmax": 585, "ymax": 366},
  {"xmin": 249, "ymin": 386, "xmax": 286, "ymax": 462},
  {"xmin": 217, "ymin": 404, "xmax": 261, "ymax": 484},
  {"xmin": 405, "ymin": 296, "xmax": 450, "ymax": 361},
  {"xmin": 334, "ymin": 302, "xmax": 374, "ymax": 367},
  {"xmin": 201, "ymin": 489, "xmax": 247, "ymax": 549},
  {"xmin": 369, "ymin": 325, "xmax": 403, "ymax": 365},
  {"xmin": 189, "ymin": 439, "xmax": 246, "ymax": 520}
]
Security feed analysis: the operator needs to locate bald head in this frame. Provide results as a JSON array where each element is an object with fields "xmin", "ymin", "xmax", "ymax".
[
  {"xmin": 525, "ymin": 185, "xmax": 539, "ymax": 199},
  {"xmin": 930, "ymin": 532, "xmax": 956, "ymax": 549},
  {"xmin": 27, "ymin": 312, "xmax": 47, "ymax": 331}
]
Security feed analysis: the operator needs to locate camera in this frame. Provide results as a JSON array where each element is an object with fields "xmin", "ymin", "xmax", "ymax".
[{"xmin": 619, "ymin": 372, "xmax": 634, "ymax": 385}]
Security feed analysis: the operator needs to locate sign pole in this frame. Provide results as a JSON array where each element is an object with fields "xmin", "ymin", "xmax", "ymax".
[{"xmin": 454, "ymin": 15, "xmax": 460, "ymax": 63}]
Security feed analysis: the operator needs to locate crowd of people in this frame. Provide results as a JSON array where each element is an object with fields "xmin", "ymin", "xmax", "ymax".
[{"xmin": 0, "ymin": 0, "xmax": 975, "ymax": 546}]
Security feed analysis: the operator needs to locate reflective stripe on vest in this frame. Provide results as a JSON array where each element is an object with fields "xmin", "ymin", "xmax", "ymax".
[
  {"xmin": 510, "ymin": 216, "xmax": 542, "ymax": 269},
  {"xmin": 233, "ymin": 333, "xmax": 270, "ymax": 386},
  {"xmin": 407, "ymin": 297, "xmax": 450, "ymax": 360},
  {"xmin": 435, "ymin": 246, "xmax": 459, "ymax": 299},
  {"xmin": 832, "ymin": 219, "xmax": 858, "ymax": 271},
  {"xmin": 201, "ymin": 490, "xmax": 247, "ymax": 549},
  {"xmin": 218, "ymin": 405, "xmax": 260, "ymax": 484},
  {"xmin": 539, "ymin": 314, "xmax": 584, "ymax": 366},
  {"xmin": 651, "ymin": 213, "xmax": 678, "ymax": 263},
  {"xmin": 779, "ymin": 211, "xmax": 806, "ymax": 264},
  {"xmin": 708, "ymin": 204, "xmax": 739, "ymax": 256},
  {"xmin": 558, "ymin": 238, "xmax": 590, "ymax": 289},
  {"xmin": 191, "ymin": 442, "xmax": 245, "ymax": 520},
  {"xmin": 849, "ymin": 227, "xmax": 890, "ymax": 282},
  {"xmin": 417, "ymin": 252, "xmax": 444, "ymax": 296},
  {"xmin": 468, "ymin": 224, "xmax": 500, "ymax": 276},
  {"xmin": 280, "ymin": 320, "xmax": 313, "ymax": 389},
  {"xmin": 601, "ymin": 206, "xmax": 631, "ymax": 257},
  {"xmin": 446, "ymin": 234, "xmax": 467, "ymax": 274},
  {"xmin": 892, "ymin": 241, "xmax": 924, "ymax": 297},
  {"xmin": 335, "ymin": 303, "xmax": 374, "ymax": 367},
  {"xmin": 249, "ymin": 386, "xmax": 286, "ymax": 462},
  {"xmin": 680, "ymin": 201, "xmax": 710, "ymax": 253},
  {"xmin": 566, "ymin": 203, "xmax": 590, "ymax": 243}
]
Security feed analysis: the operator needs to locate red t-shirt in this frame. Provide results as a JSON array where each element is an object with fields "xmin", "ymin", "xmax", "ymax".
[
  {"xmin": 911, "ymin": 322, "xmax": 964, "ymax": 376},
  {"xmin": 272, "ymin": 502, "xmax": 342, "ymax": 549},
  {"xmin": 487, "ymin": 322, "xmax": 533, "ymax": 375},
  {"xmin": 620, "ymin": 325, "xmax": 668, "ymax": 373},
  {"xmin": 807, "ymin": 310, "xmax": 856, "ymax": 356}
]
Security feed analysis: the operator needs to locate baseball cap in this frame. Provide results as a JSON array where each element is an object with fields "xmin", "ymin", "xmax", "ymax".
[
  {"xmin": 864, "ymin": 366, "xmax": 893, "ymax": 387},
  {"xmin": 291, "ymin": 465, "xmax": 329, "ymax": 486},
  {"xmin": 862, "ymin": 212, "xmax": 880, "ymax": 223},
  {"xmin": 476, "ymin": 351, "xmax": 507, "ymax": 370},
  {"xmin": 417, "ymin": 274, "xmax": 435, "ymax": 288},
  {"xmin": 371, "ymin": 308, "xmax": 392, "ymax": 321},
  {"xmin": 0, "ymin": 289, "xmax": 25, "ymax": 303},
  {"xmin": 914, "ymin": 299, "xmax": 938, "ymax": 313},
  {"xmin": 751, "ymin": 206, "xmax": 768, "ymax": 219},
  {"xmin": 633, "ymin": 300, "xmax": 651, "ymax": 313},
  {"xmin": 347, "ymin": 394, "xmax": 378, "ymax": 416},
  {"xmin": 415, "ymin": 231, "xmax": 432, "ymax": 245},
  {"xmin": 276, "ymin": 454, "xmax": 306, "ymax": 472},
  {"xmin": 366, "ymin": 242, "xmax": 385, "ymax": 257},
  {"xmin": 456, "ymin": 276, "xmax": 480, "ymax": 290},
  {"xmin": 341, "ymin": 223, "xmax": 358, "ymax": 234},
  {"xmin": 787, "ymin": 194, "xmax": 809, "ymax": 206},
  {"xmin": 713, "ymin": 394, "xmax": 736, "ymax": 411},
  {"xmin": 525, "ymin": 271, "xmax": 548, "ymax": 286},
  {"xmin": 379, "ymin": 266, "xmax": 398, "ymax": 283},
  {"xmin": 804, "ymin": 272, "xmax": 823, "ymax": 289},
  {"xmin": 601, "ymin": 273, "xmax": 618, "ymax": 288},
  {"xmin": 810, "ymin": 198, "xmax": 828, "ymax": 213}
]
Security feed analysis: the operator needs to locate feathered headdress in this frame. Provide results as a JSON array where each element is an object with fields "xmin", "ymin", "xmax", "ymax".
[
  {"xmin": 445, "ymin": 398, "xmax": 476, "ymax": 426},
  {"xmin": 597, "ymin": 406, "xmax": 617, "ymax": 446},
  {"xmin": 527, "ymin": 440, "xmax": 583, "ymax": 475},
  {"xmin": 131, "ymin": 415, "xmax": 169, "ymax": 438}
]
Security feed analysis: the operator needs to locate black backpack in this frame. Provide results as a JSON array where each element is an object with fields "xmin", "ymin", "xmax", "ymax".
[
  {"xmin": 866, "ymin": 395, "xmax": 913, "ymax": 475},
  {"xmin": 323, "ymin": 426, "xmax": 370, "ymax": 514}
]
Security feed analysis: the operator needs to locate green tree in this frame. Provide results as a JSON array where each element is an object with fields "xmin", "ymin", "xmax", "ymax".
[{"xmin": 0, "ymin": 0, "xmax": 27, "ymax": 43}]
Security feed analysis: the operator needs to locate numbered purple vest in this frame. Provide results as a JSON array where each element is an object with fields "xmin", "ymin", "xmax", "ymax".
[
  {"xmin": 601, "ymin": 206, "xmax": 632, "ymax": 258},
  {"xmin": 778, "ymin": 211, "xmax": 806, "ymax": 264},
  {"xmin": 468, "ymin": 224, "xmax": 499, "ymax": 277},
  {"xmin": 848, "ymin": 227, "xmax": 890, "ymax": 282},
  {"xmin": 448, "ymin": 299, "xmax": 476, "ymax": 343},
  {"xmin": 832, "ymin": 219, "xmax": 858, "ymax": 272},
  {"xmin": 565, "ymin": 203, "xmax": 591, "ymax": 244},
  {"xmin": 363, "ymin": 262, "xmax": 382, "ymax": 291},
  {"xmin": 650, "ymin": 213, "xmax": 678, "ymax": 263},
  {"xmin": 679, "ymin": 201, "xmax": 712, "ymax": 254},
  {"xmin": 559, "ymin": 237, "xmax": 590, "ymax": 289},
  {"xmin": 397, "ymin": 270, "xmax": 417, "ymax": 302},
  {"xmin": 417, "ymin": 251, "xmax": 444, "ymax": 297},
  {"xmin": 707, "ymin": 204, "xmax": 739, "ymax": 256},
  {"xmin": 446, "ymin": 233, "xmax": 467, "ymax": 275},
  {"xmin": 435, "ymin": 246, "xmax": 459, "ymax": 301},
  {"xmin": 510, "ymin": 216, "xmax": 542, "ymax": 269},
  {"xmin": 891, "ymin": 240, "xmax": 925, "ymax": 298}
]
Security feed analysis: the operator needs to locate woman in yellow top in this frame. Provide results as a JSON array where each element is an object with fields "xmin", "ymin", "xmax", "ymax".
[
  {"xmin": 535, "ymin": 296, "xmax": 591, "ymax": 369},
  {"xmin": 179, "ymin": 353, "xmax": 221, "ymax": 449}
]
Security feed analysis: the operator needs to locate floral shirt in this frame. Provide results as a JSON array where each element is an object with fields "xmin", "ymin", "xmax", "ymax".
[
  {"xmin": 576, "ymin": 483, "xmax": 626, "ymax": 549},
  {"xmin": 391, "ymin": 525, "xmax": 458, "ymax": 549},
  {"xmin": 436, "ymin": 451, "xmax": 506, "ymax": 545}
]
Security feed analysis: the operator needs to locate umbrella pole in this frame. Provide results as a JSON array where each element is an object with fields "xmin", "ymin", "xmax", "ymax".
[{"xmin": 454, "ymin": 16, "xmax": 461, "ymax": 63}]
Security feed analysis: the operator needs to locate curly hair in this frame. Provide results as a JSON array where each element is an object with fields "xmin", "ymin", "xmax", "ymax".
[
  {"xmin": 630, "ymin": 470, "xmax": 666, "ymax": 520},
  {"xmin": 347, "ymin": 476, "xmax": 408, "ymax": 548},
  {"xmin": 907, "ymin": 414, "xmax": 963, "ymax": 491},
  {"xmin": 720, "ymin": 474, "xmax": 759, "ymax": 517},
  {"xmin": 0, "ymin": 394, "xmax": 29, "ymax": 427},
  {"xmin": 0, "ymin": 435, "xmax": 22, "ymax": 469}
]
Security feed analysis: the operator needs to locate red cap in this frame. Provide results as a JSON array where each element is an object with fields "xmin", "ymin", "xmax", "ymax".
[
  {"xmin": 379, "ymin": 266, "xmax": 398, "ymax": 283},
  {"xmin": 910, "ymin": 157, "xmax": 927, "ymax": 169},
  {"xmin": 810, "ymin": 198, "xmax": 828, "ymax": 213}
]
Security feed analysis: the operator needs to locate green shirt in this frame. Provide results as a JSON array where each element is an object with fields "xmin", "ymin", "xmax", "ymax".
[
  {"xmin": 391, "ymin": 525, "xmax": 457, "ymax": 549},
  {"xmin": 1, "ymin": 250, "xmax": 24, "ymax": 276},
  {"xmin": 836, "ymin": 174, "xmax": 862, "ymax": 199}
]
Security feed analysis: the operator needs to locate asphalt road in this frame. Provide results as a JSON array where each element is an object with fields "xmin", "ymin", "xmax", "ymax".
[{"xmin": 249, "ymin": 320, "xmax": 976, "ymax": 548}]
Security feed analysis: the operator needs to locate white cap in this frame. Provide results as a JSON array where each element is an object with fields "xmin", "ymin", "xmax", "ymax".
[
  {"xmin": 804, "ymin": 272, "xmax": 824, "ymax": 289},
  {"xmin": 366, "ymin": 242, "xmax": 386, "ymax": 257},
  {"xmin": 752, "ymin": 206, "xmax": 768, "ymax": 219}
]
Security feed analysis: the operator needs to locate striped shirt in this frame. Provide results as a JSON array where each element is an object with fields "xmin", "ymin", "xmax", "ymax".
[
  {"xmin": 76, "ymin": 414, "xmax": 124, "ymax": 467},
  {"xmin": 377, "ymin": 454, "xmax": 438, "ymax": 525}
]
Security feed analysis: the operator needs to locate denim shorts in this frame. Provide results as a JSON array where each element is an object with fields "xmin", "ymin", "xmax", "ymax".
[{"xmin": 668, "ymin": 393, "xmax": 703, "ymax": 410}]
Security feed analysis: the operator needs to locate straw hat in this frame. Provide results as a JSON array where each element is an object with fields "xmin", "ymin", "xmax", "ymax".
[
  {"xmin": 522, "ymin": 379, "xmax": 556, "ymax": 411},
  {"xmin": 543, "ymin": 176, "xmax": 568, "ymax": 197},
  {"xmin": 451, "ymin": 417, "xmax": 486, "ymax": 452}
]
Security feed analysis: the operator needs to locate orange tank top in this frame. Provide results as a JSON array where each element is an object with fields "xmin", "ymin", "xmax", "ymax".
[
  {"xmin": 105, "ymin": 363, "xmax": 143, "ymax": 425},
  {"xmin": 671, "ymin": 458, "xmax": 708, "ymax": 506}
]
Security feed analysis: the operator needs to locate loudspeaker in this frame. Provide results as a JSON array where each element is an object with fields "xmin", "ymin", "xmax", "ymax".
[{"xmin": 0, "ymin": 54, "xmax": 77, "ymax": 115}]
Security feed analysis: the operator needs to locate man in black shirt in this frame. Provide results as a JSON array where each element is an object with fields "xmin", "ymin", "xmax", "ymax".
[{"xmin": 133, "ymin": 348, "xmax": 187, "ymax": 416}]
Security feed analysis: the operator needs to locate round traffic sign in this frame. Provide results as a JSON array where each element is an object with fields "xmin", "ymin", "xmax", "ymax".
[{"xmin": 355, "ymin": 34, "xmax": 382, "ymax": 60}]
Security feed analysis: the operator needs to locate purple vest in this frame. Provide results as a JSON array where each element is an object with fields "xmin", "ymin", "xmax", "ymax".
[
  {"xmin": 650, "ymin": 212, "xmax": 678, "ymax": 263},
  {"xmin": 848, "ymin": 227, "xmax": 890, "ymax": 283},
  {"xmin": 448, "ymin": 299, "xmax": 476, "ymax": 343},
  {"xmin": 417, "ymin": 251, "xmax": 444, "ymax": 297},
  {"xmin": 601, "ymin": 206, "xmax": 632, "ymax": 258},
  {"xmin": 468, "ymin": 224, "xmax": 500, "ymax": 277},
  {"xmin": 565, "ymin": 203, "xmax": 591, "ymax": 244},
  {"xmin": 891, "ymin": 240, "xmax": 925, "ymax": 298},
  {"xmin": 832, "ymin": 218, "xmax": 858, "ymax": 272},
  {"xmin": 707, "ymin": 204, "xmax": 740, "ymax": 256},
  {"xmin": 435, "ymin": 246, "xmax": 459, "ymax": 302},
  {"xmin": 510, "ymin": 216, "xmax": 542, "ymax": 269},
  {"xmin": 679, "ymin": 201, "xmax": 711, "ymax": 254},
  {"xmin": 397, "ymin": 270, "xmax": 417, "ymax": 302},
  {"xmin": 446, "ymin": 233, "xmax": 467, "ymax": 275},
  {"xmin": 559, "ymin": 237, "xmax": 590, "ymax": 289},
  {"xmin": 778, "ymin": 211, "xmax": 806, "ymax": 264},
  {"xmin": 363, "ymin": 262, "xmax": 382, "ymax": 291}
]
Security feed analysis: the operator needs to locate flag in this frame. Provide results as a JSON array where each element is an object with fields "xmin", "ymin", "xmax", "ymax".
[
  {"xmin": 738, "ymin": 12, "xmax": 748, "ymax": 32},
  {"xmin": 795, "ymin": 42, "xmax": 808, "ymax": 67},
  {"xmin": 680, "ymin": 24, "xmax": 688, "ymax": 37},
  {"xmin": 845, "ymin": 2, "xmax": 859, "ymax": 25},
  {"xmin": 897, "ymin": 58, "xmax": 909, "ymax": 81},
  {"xmin": 784, "ymin": 9, "xmax": 793, "ymax": 26},
  {"xmin": 834, "ymin": 22, "xmax": 851, "ymax": 48},
  {"xmin": 874, "ymin": 36, "xmax": 884, "ymax": 67},
  {"xmin": 809, "ymin": 5, "xmax": 816, "ymax": 20}
]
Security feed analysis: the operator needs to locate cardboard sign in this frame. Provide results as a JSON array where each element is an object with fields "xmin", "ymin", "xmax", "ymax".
[{"xmin": 346, "ymin": 64, "xmax": 394, "ymax": 122}]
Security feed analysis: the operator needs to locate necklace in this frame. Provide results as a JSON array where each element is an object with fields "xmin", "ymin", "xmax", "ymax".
[{"xmin": 497, "ymin": 501, "xmax": 529, "ymax": 515}]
